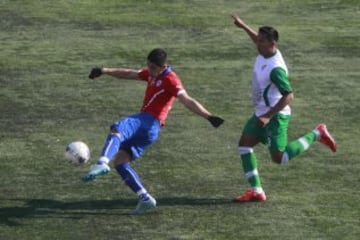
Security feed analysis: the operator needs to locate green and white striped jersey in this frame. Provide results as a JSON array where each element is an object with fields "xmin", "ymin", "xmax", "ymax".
[{"xmin": 251, "ymin": 50, "xmax": 293, "ymax": 117}]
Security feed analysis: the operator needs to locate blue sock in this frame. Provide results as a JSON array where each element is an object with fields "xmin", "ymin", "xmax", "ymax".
[
  {"xmin": 115, "ymin": 163, "xmax": 149, "ymax": 201},
  {"xmin": 97, "ymin": 133, "xmax": 121, "ymax": 164}
]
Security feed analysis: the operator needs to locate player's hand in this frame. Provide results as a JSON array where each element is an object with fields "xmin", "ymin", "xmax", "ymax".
[
  {"xmin": 208, "ymin": 116, "xmax": 224, "ymax": 128},
  {"xmin": 257, "ymin": 116, "xmax": 270, "ymax": 128},
  {"xmin": 230, "ymin": 13, "xmax": 246, "ymax": 29},
  {"xmin": 89, "ymin": 67, "xmax": 103, "ymax": 79}
]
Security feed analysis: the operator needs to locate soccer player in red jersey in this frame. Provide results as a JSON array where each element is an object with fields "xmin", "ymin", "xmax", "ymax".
[{"xmin": 82, "ymin": 48, "xmax": 224, "ymax": 214}]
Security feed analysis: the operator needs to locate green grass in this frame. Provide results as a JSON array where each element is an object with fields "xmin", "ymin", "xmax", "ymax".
[{"xmin": 1, "ymin": 0, "xmax": 359, "ymax": 239}]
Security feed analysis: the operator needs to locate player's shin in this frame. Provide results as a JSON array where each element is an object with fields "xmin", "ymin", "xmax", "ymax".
[
  {"xmin": 282, "ymin": 130, "xmax": 319, "ymax": 164},
  {"xmin": 239, "ymin": 147, "xmax": 263, "ymax": 193},
  {"xmin": 98, "ymin": 133, "xmax": 121, "ymax": 164},
  {"xmin": 115, "ymin": 162, "xmax": 150, "ymax": 201}
]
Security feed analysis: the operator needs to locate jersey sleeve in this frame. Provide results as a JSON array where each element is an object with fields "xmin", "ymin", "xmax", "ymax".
[
  {"xmin": 270, "ymin": 67, "xmax": 293, "ymax": 95},
  {"xmin": 138, "ymin": 68, "xmax": 149, "ymax": 81},
  {"xmin": 163, "ymin": 75, "xmax": 185, "ymax": 97}
]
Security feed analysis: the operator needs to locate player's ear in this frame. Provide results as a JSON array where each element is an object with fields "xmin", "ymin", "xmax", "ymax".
[{"xmin": 271, "ymin": 40, "xmax": 277, "ymax": 48}]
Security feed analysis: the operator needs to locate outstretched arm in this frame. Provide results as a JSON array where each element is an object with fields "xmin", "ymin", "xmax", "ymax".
[
  {"xmin": 230, "ymin": 13, "xmax": 258, "ymax": 44},
  {"xmin": 89, "ymin": 67, "xmax": 141, "ymax": 80},
  {"xmin": 178, "ymin": 91, "xmax": 224, "ymax": 128}
]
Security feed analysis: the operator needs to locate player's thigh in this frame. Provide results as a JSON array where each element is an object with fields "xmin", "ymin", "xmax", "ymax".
[
  {"xmin": 110, "ymin": 115, "xmax": 140, "ymax": 137},
  {"xmin": 128, "ymin": 129, "xmax": 159, "ymax": 160},
  {"xmin": 239, "ymin": 114, "xmax": 266, "ymax": 147},
  {"xmin": 267, "ymin": 114, "xmax": 291, "ymax": 153},
  {"xmin": 239, "ymin": 134, "xmax": 262, "ymax": 147},
  {"xmin": 119, "ymin": 120, "xmax": 160, "ymax": 161}
]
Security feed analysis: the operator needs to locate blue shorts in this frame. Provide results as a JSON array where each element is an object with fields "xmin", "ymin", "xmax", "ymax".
[{"xmin": 110, "ymin": 112, "xmax": 160, "ymax": 160}]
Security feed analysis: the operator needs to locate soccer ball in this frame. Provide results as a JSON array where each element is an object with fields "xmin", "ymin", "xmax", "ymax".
[{"xmin": 65, "ymin": 141, "xmax": 90, "ymax": 164}]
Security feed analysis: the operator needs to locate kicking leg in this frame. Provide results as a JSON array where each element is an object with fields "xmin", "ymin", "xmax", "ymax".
[
  {"xmin": 98, "ymin": 128, "xmax": 122, "ymax": 164},
  {"xmin": 275, "ymin": 124, "xmax": 336, "ymax": 165},
  {"xmin": 81, "ymin": 128, "xmax": 120, "ymax": 182}
]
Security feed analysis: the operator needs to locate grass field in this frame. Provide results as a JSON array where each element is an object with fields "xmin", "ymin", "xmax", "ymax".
[{"xmin": 1, "ymin": 0, "xmax": 359, "ymax": 239}]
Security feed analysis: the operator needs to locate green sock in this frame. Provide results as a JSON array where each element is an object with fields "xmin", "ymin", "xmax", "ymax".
[
  {"xmin": 239, "ymin": 147, "xmax": 262, "ymax": 191},
  {"xmin": 282, "ymin": 130, "xmax": 319, "ymax": 164}
]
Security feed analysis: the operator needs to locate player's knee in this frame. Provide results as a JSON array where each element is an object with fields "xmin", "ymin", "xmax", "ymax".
[
  {"xmin": 109, "ymin": 124, "xmax": 122, "ymax": 137},
  {"xmin": 110, "ymin": 124, "xmax": 119, "ymax": 132},
  {"xmin": 113, "ymin": 156, "xmax": 127, "ymax": 167},
  {"xmin": 110, "ymin": 128, "xmax": 119, "ymax": 134},
  {"xmin": 108, "ymin": 129, "xmax": 121, "ymax": 141},
  {"xmin": 270, "ymin": 151, "xmax": 283, "ymax": 164},
  {"xmin": 113, "ymin": 150, "xmax": 131, "ymax": 167},
  {"xmin": 272, "ymin": 156, "xmax": 282, "ymax": 164}
]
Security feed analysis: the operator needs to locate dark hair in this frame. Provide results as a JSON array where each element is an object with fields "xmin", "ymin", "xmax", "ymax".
[
  {"xmin": 259, "ymin": 26, "xmax": 279, "ymax": 42},
  {"xmin": 147, "ymin": 48, "xmax": 167, "ymax": 67}
]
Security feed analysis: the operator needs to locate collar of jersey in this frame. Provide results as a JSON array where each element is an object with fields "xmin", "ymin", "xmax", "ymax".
[{"xmin": 157, "ymin": 65, "xmax": 172, "ymax": 79}]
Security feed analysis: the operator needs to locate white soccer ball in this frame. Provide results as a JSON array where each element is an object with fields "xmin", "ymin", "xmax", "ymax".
[{"xmin": 65, "ymin": 141, "xmax": 90, "ymax": 164}]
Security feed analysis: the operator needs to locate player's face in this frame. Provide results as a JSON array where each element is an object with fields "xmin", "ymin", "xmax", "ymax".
[
  {"xmin": 256, "ymin": 32, "xmax": 276, "ymax": 57},
  {"xmin": 147, "ymin": 61, "xmax": 164, "ymax": 77}
]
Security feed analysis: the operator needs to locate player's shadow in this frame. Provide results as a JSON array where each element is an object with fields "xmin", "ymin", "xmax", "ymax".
[{"xmin": 0, "ymin": 197, "xmax": 233, "ymax": 226}]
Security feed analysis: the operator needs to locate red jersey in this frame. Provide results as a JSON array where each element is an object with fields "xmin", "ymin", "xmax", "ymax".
[{"xmin": 138, "ymin": 66, "xmax": 185, "ymax": 125}]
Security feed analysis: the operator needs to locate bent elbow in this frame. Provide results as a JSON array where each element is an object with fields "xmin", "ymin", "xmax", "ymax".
[
  {"xmin": 288, "ymin": 92, "xmax": 294, "ymax": 103},
  {"xmin": 290, "ymin": 92, "xmax": 294, "ymax": 99}
]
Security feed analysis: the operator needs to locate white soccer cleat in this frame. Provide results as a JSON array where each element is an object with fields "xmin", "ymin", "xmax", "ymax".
[{"xmin": 131, "ymin": 195, "xmax": 157, "ymax": 215}]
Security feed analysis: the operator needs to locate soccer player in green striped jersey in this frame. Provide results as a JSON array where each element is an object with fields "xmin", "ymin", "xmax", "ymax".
[{"xmin": 230, "ymin": 13, "xmax": 337, "ymax": 202}]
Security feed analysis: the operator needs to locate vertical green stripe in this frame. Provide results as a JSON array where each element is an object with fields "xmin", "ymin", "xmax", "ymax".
[{"xmin": 263, "ymin": 84, "xmax": 271, "ymax": 107}]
